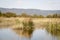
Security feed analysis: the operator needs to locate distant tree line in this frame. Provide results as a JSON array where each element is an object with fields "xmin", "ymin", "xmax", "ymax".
[
  {"xmin": 0, "ymin": 11, "xmax": 16, "ymax": 17},
  {"xmin": 46, "ymin": 14, "xmax": 60, "ymax": 18},
  {"xmin": 0, "ymin": 11, "xmax": 60, "ymax": 18}
]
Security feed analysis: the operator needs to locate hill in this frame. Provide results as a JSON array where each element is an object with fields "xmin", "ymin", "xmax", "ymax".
[{"xmin": 0, "ymin": 8, "xmax": 60, "ymax": 16}]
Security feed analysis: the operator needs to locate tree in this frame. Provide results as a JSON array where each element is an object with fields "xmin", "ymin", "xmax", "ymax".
[
  {"xmin": 4, "ymin": 12, "xmax": 16, "ymax": 17},
  {"xmin": 57, "ymin": 14, "xmax": 60, "ymax": 18},
  {"xmin": 32, "ymin": 14, "xmax": 44, "ymax": 18},
  {"xmin": 20, "ymin": 13, "xmax": 28, "ymax": 17},
  {"xmin": 32, "ymin": 14, "xmax": 38, "ymax": 18},
  {"xmin": 46, "ymin": 15, "xmax": 53, "ymax": 18},
  {"xmin": 0, "ymin": 11, "xmax": 2, "ymax": 16},
  {"xmin": 52, "ymin": 14, "xmax": 60, "ymax": 18},
  {"xmin": 46, "ymin": 14, "xmax": 60, "ymax": 18},
  {"xmin": 52, "ymin": 14, "xmax": 58, "ymax": 18},
  {"xmin": 39, "ymin": 15, "xmax": 44, "ymax": 18}
]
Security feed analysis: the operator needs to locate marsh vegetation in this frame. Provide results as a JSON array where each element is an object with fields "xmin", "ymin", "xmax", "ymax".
[
  {"xmin": 0, "ymin": 11, "xmax": 60, "ymax": 40},
  {"xmin": 46, "ymin": 22, "xmax": 60, "ymax": 36}
]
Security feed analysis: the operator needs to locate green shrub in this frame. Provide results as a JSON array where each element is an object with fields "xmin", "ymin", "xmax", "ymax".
[
  {"xmin": 22, "ymin": 21, "xmax": 28, "ymax": 32},
  {"xmin": 22, "ymin": 18, "xmax": 34, "ymax": 36},
  {"xmin": 46, "ymin": 22, "xmax": 60, "ymax": 36}
]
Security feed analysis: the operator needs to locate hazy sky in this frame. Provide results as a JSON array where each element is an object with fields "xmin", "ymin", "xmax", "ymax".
[{"xmin": 0, "ymin": 0, "xmax": 60, "ymax": 10}]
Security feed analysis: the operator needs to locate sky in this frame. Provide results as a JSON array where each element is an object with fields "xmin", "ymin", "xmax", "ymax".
[{"xmin": 0, "ymin": 0, "xmax": 60, "ymax": 10}]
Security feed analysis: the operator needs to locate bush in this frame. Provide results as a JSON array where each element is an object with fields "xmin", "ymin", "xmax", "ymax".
[
  {"xmin": 46, "ymin": 22, "xmax": 60, "ymax": 36},
  {"xmin": 22, "ymin": 18, "xmax": 34, "ymax": 36},
  {"xmin": 28, "ymin": 18, "xmax": 34, "ymax": 35}
]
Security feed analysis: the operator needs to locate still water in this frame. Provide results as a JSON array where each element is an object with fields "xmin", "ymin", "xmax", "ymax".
[{"xmin": 0, "ymin": 28, "xmax": 58, "ymax": 40}]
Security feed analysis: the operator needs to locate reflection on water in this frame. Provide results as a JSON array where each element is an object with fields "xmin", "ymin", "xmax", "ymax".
[
  {"xmin": 31, "ymin": 29, "xmax": 57, "ymax": 40},
  {"xmin": 0, "ymin": 28, "xmax": 58, "ymax": 40},
  {"xmin": 0, "ymin": 28, "xmax": 29, "ymax": 40}
]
